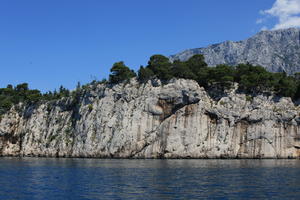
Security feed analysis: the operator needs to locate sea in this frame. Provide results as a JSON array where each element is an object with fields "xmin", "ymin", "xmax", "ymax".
[{"xmin": 0, "ymin": 158, "xmax": 299, "ymax": 199}]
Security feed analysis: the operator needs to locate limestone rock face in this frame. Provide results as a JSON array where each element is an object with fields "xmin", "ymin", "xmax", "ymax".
[
  {"xmin": 170, "ymin": 28, "xmax": 300, "ymax": 75},
  {"xmin": 0, "ymin": 79, "xmax": 300, "ymax": 158}
]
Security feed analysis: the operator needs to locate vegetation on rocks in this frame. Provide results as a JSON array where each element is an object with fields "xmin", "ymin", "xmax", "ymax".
[
  {"xmin": 2, "ymin": 53, "xmax": 300, "ymax": 116},
  {"xmin": 135, "ymin": 54, "xmax": 300, "ymax": 100},
  {"xmin": 0, "ymin": 83, "xmax": 74, "ymax": 115},
  {"xmin": 109, "ymin": 61, "xmax": 136, "ymax": 84}
]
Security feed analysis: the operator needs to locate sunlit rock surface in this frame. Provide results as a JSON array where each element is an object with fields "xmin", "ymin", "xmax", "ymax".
[{"xmin": 1, "ymin": 79, "xmax": 300, "ymax": 158}]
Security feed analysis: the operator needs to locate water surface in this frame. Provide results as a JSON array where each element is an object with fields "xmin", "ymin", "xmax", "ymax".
[{"xmin": 0, "ymin": 158, "xmax": 299, "ymax": 199}]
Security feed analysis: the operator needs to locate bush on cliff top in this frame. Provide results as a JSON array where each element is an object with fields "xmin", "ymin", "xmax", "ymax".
[{"xmin": 109, "ymin": 61, "xmax": 136, "ymax": 84}]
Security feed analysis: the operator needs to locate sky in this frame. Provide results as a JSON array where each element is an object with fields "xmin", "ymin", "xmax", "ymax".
[{"xmin": 1, "ymin": 0, "xmax": 300, "ymax": 92}]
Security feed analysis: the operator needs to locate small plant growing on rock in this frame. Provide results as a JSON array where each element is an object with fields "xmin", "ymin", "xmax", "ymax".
[
  {"xmin": 219, "ymin": 101, "xmax": 226, "ymax": 106},
  {"xmin": 88, "ymin": 104, "xmax": 93, "ymax": 111},
  {"xmin": 273, "ymin": 106, "xmax": 282, "ymax": 113},
  {"xmin": 246, "ymin": 95, "xmax": 253, "ymax": 102}
]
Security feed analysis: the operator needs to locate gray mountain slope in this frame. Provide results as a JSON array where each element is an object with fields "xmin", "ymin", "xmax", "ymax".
[{"xmin": 170, "ymin": 28, "xmax": 300, "ymax": 74}]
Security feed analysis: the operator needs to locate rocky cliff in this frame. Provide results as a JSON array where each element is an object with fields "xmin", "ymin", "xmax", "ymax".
[
  {"xmin": 170, "ymin": 28, "xmax": 300, "ymax": 75},
  {"xmin": 0, "ymin": 79, "xmax": 300, "ymax": 158}
]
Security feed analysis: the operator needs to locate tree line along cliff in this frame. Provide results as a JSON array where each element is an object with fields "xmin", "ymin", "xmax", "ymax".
[{"xmin": 1, "ymin": 54, "xmax": 300, "ymax": 117}]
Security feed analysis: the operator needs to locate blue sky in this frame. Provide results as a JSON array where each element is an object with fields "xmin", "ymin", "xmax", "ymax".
[{"xmin": 0, "ymin": 0, "xmax": 290, "ymax": 92}]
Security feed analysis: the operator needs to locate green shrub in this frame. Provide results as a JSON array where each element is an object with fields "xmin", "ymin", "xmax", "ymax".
[
  {"xmin": 88, "ymin": 104, "xmax": 93, "ymax": 111},
  {"xmin": 245, "ymin": 95, "xmax": 253, "ymax": 102},
  {"xmin": 219, "ymin": 101, "xmax": 226, "ymax": 106},
  {"xmin": 109, "ymin": 61, "xmax": 136, "ymax": 84},
  {"xmin": 147, "ymin": 55, "xmax": 173, "ymax": 81},
  {"xmin": 138, "ymin": 66, "xmax": 154, "ymax": 83}
]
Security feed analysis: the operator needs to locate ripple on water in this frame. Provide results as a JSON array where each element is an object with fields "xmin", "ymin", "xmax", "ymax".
[{"xmin": 0, "ymin": 158, "xmax": 299, "ymax": 200}]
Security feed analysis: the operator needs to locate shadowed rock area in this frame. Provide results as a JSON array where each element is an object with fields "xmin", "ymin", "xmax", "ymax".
[{"xmin": 1, "ymin": 79, "xmax": 300, "ymax": 158}]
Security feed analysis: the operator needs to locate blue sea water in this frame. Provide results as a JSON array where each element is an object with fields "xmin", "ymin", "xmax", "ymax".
[{"xmin": 0, "ymin": 158, "xmax": 299, "ymax": 200}]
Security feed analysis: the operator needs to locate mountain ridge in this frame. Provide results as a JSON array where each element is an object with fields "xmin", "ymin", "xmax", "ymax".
[{"xmin": 170, "ymin": 28, "xmax": 300, "ymax": 74}]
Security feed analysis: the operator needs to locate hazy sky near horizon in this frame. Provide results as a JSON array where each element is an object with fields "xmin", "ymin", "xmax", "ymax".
[{"xmin": 0, "ymin": 0, "xmax": 298, "ymax": 92}]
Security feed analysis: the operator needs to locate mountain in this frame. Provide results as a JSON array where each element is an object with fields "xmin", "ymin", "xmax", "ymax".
[
  {"xmin": 1, "ymin": 79, "xmax": 300, "ymax": 158},
  {"xmin": 170, "ymin": 28, "xmax": 300, "ymax": 75}
]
